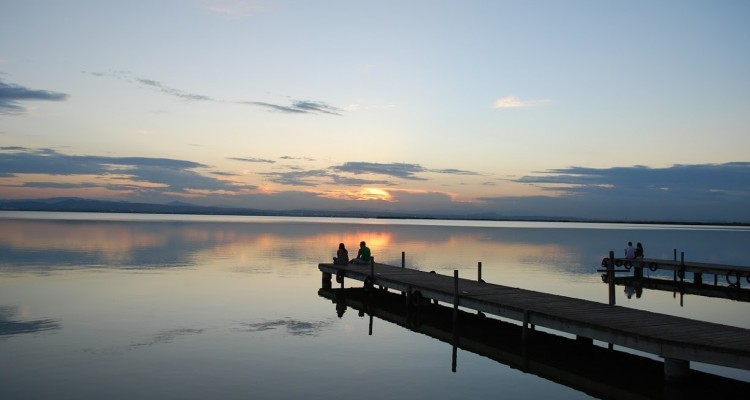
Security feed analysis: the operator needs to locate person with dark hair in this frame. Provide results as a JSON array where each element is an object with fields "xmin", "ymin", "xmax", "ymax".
[
  {"xmin": 635, "ymin": 242, "xmax": 644, "ymax": 259},
  {"xmin": 334, "ymin": 243, "xmax": 349, "ymax": 265}
]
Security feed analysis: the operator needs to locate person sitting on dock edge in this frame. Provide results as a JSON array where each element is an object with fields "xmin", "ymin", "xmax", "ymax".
[
  {"xmin": 635, "ymin": 242, "xmax": 644, "ymax": 259},
  {"xmin": 624, "ymin": 241, "xmax": 636, "ymax": 259},
  {"xmin": 350, "ymin": 241, "xmax": 372, "ymax": 264},
  {"xmin": 334, "ymin": 243, "xmax": 349, "ymax": 265}
]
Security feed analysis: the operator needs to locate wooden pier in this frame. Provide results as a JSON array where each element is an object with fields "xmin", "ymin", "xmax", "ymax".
[
  {"xmin": 605, "ymin": 254, "xmax": 750, "ymax": 288},
  {"xmin": 319, "ymin": 260, "xmax": 750, "ymax": 381},
  {"xmin": 600, "ymin": 251, "xmax": 750, "ymax": 306},
  {"xmin": 319, "ymin": 287, "xmax": 750, "ymax": 399}
]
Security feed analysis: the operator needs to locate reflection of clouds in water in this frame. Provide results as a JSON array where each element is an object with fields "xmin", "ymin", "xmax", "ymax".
[
  {"xmin": 0, "ymin": 220, "xmax": 210, "ymax": 270},
  {"xmin": 81, "ymin": 327, "xmax": 205, "ymax": 355},
  {"xmin": 3, "ymin": 218, "xmax": 749, "ymax": 276},
  {"xmin": 128, "ymin": 327, "xmax": 205, "ymax": 348},
  {"xmin": 234, "ymin": 317, "xmax": 332, "ymax": 337},
  {"xmin": 0, "ymin": 305, "xmax": 60, "ymax": 338}
]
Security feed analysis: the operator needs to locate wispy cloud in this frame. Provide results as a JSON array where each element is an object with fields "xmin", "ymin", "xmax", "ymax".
[
  {"xmin": 261, "ymin": 167, "xmax": 392, "ymax": 187},
  {"xmin": 333, "ymin": 162, "xmax": 428, "ymax": 181},
  {"xmin": 430, "ymin": 168, "xmax": 478, "ymax": 176},
  {"xmin": 86, "ymin": 71, "xmax": 342, "ymax": 115},
  {"xmin": 260, "ymin": 169, "xmax": 332, "ymax": 187},
  {"xmin": 280, "ymin": 156, "xmax": 316, "ymax": 162},
  {"xmin": 228, "ymin": 156, "xmax": 276, "ymax": 164},
  {"xmin": 136, "ymin": 78, "xmax": 213, "ymax": 101},
  {"xmin": 241, "ymin": 100, "xmax": 342, "ymax": 115},
  {"xmin": 494, "ymin": 96, "xmax": 550, "ymax": 109},
  {"xmin": 331, "ymin": 162, "xmax": 479, "ymax": 180},
  {"xmin": 0, "ymin": 79, "xmax": 68, "ymax": 114},
  {"xmin": 85, "ymin": 71, "xmax": 213, "ymax": 102}
]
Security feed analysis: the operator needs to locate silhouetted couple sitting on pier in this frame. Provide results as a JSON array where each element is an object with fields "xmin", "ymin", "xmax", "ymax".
[
  {"xmin": 333, "ymin": 241, "xmax": 372, "ymax": 265},
  {"xmin": 624, "ymin": 241, "xmax": 644, "ymax": 260}
]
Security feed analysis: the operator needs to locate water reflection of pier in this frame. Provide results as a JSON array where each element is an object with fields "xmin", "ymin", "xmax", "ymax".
[
  {"xmin": 318, "ymin": 287, "xmax": 750, "ymax": 400},
  {"xmin": 612, "ymin": 276, "xmax": 750, "ymax": 304}
]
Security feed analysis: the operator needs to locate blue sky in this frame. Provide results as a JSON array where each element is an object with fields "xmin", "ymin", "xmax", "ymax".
[{"xmin": 1, "ymin": 0, "xmax": 749, "ymax": 222}]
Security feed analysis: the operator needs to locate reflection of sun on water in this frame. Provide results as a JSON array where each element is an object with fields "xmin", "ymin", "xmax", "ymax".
[{"xmin": 307, "ymin": 232, "xmax": 393, "ymax": 255}]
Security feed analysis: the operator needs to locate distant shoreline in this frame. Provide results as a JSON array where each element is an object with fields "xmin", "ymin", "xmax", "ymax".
[{"xmin": 1, "ymin": 197, "xmax": 748, "ymax": 227}]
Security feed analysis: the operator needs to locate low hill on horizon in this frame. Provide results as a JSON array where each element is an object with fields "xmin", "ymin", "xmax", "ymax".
[{"xmin": 0, "ymin": 197, "xmax": 746, "ymax": 226}]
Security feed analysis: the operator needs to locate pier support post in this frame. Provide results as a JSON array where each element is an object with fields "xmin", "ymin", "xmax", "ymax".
[
  {"xmin": 477, "ymin": 262, "xmax": 482, "ymax": 282},
  {"xmin": 322, "ymin": 272, "xmax": 332, "ymax": 289},
  {"xmin": 576, "ymin": 336, "xmax": 593, "ymax": 346},
  {"xmin": 402, "ymin": 251, "xmax": 405, "ymax": 268},
  {"xmin": 406, "ymin": 285, "xmax": 412, "ymax": 308},
  {"xmin": 634, "ymin": 262, "xmax": 643, "ymax": 279},
  {"xmin": 679, "ymin": 252, "xmax": 685, "ymax": 282},
  {"xmin": 453, "ymin": 270, "xmax": 459, "ymax": 326},
  {"xmin": 522, "ymin": 310, "xmax": 533, "ymax": 342},
  {"xmin": 608, "ymin": 251, "xmax": 616, "ymax": 305},
  {"xmin": 452, "ymin": 269, "xmax": 459, "ymax": 373},
  {"xmin": 664, "ymin": 358, "xmax": 690, "ymax": 382}
]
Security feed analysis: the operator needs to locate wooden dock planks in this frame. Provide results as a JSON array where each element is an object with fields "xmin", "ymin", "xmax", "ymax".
[{"xmin": 319, "ymin": 261, "xmax": 750, "ymax": 371}]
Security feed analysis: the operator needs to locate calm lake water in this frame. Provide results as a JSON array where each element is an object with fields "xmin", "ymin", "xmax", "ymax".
[{"xmin": 1, "ymin": 211, "xmax": 749, "ymax": 399}]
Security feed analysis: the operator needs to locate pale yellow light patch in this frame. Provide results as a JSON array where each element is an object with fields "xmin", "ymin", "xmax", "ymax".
[
  {"xmin": 494, "ymin": 96, "xmax": 551, "ymax": 109},
  {"xmin": 359, "ymin": 187, "xmax": 393, "ymax": 201},
  {"xmin": 313, "ymin": 188, "xmax": 392, "ymax": 202}
]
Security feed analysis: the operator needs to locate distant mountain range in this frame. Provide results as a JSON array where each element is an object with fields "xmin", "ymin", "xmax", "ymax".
[
  {"xmin": 0, "ymin": 197, "xmax": 745, "ymax": 226},
  {"xmin": 0, "ymin": 197, "xmax": 570, "ymax": 221},
  {"xmin": 0, "ymin": 197, "xmax": 330, "ymax": 217}
]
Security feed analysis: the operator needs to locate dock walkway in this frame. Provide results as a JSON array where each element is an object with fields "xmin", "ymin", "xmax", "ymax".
[{"xmin": 319, "ymin": 261, "xmax": 750, "ymax": 379}]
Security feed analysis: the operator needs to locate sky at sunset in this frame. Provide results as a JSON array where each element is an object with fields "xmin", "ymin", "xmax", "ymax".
[{"xmin": 1, "ymin": 1, "xmax": 749, "ymax": 222}]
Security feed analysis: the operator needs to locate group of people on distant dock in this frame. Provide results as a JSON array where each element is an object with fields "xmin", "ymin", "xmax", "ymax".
[
  {"xmin": 333, "ymin": 241, "xmax": 372, "ymax": 265},
  {"xmin": 624, "ymin": 241, "xmax": 645, "ymax": 259},
  {"xmin": 624, "ymin": 241, "xmax": 645, "ymax": 299}
]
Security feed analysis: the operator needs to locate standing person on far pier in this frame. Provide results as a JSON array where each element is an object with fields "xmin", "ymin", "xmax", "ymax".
[
  {"xmin": 624, "ymin": 241, "xmax": 636, "ymax": 259},
  {"xmin": 334, "ymin": 243, "xmax": 349, "ymax": 265},
  {"xmin": 635, "ymin": 242, "xmax": 644, "ymax": 259},
  {"xmin": 351, "ymin": 241, "xmax": 372, "ymax": 264}
]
